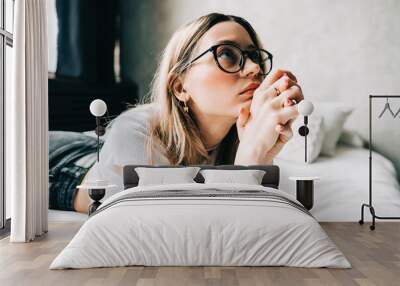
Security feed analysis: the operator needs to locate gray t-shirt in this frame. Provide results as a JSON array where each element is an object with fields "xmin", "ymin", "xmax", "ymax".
[{"xmin": 84, "ymin": 103, "xmax": 220, "ymax": 200}]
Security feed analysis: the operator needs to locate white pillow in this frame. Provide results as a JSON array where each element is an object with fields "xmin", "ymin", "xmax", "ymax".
[
  {"xmin": 135, "ymin": 167, "xmax": 201, "ymax": 186},
  {"xmin": 274, "ymin": 112, "xmax": 325, "ymax": 164},
  {"xmin": 338, "ymin": 129, "xmax": 365, "ymax": 148},
  {"xmin": 314, "ymin": 102, "xmax": 354, "ymax": 156},
  {"xmin": 200, "ymin": 169, "xmax": 266, "ymax": 185}
]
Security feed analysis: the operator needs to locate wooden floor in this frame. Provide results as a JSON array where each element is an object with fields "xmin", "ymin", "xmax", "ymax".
[{"xmin": 0, "ymin": 222, "xmax": 399, "ymax": 286}]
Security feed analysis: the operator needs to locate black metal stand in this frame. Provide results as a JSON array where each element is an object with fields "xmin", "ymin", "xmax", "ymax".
[
  {"xmin": 296, "ymin": 180, "xmax": 314, "ymax": 210},
  {"xmin": 88, "ymin": 188, "xmax": 105, "ymax": 215},
  {"xmin": 87, "ymin": 112, "xmax": 107, "ymax": 216},
  {"xmin": 298, "ymin": 116, "xmax": 309, "ymax": 163},
  {"xmin": 359, "ymin": 95, "xmax": 400, "ymax": 230}
]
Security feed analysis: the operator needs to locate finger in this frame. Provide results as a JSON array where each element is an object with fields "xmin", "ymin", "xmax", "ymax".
[
  {"xmin": 253, "ymin": 76, "xmax": 290, "ymax": 105},
  {"xmin": 236, "ymin": 107, "xmax": 250, "ymax": 128},
  {"xmin": 270, "ymin": 85, "xmax": 304, "ymax": 109},
  {"xmin": 258, "ymin": 74, "xmax": 300, "ymax": 97},
  {"xmin": 275, "ymin": 76, "xmax": 303, "ymax": 95},
  {"xmin": 276, "ymin": 118, "xmax": 294, "ymax": 134},
  {"xmin": 263, "ymin": 69, "xmax": 297, "ymax": 88},
  {"xmin": 275, "ymin": 124, "xmax": 284, "ymax": 133},
  {"xmin": 278, "ymin": 125, "xmax": 294, "ymax": 143},
  {"xmin": 236, "ymin": 107, "xmax": 250, "ymax": 141},
  {"xmin": 286, "ymin": 118, "xmax": 295, "ymax": 129},
  {"xmin": 274, "ymin": 123, "xmax": 293, "ymax": 147},
  {"xmin": 278, "ymin": 117, "xmax": 295, "ymax": 133},
  {"xmin": 279, "ymin": 84, "xmax": 302, "ymax": 106},
  {"xmin": 251, "ymin": 76, "xmax": 302, "ymax": 117},
  {"xmin": 273, "ymin": 105, "xmax": 299, "ymax": 125},
  {"xmin": 284, "ymin": 78, "xmax": 302, "ymax": 94},
  {"xmin": 259, "ymin": 69, "xmax": 298, "ymax": 90}
]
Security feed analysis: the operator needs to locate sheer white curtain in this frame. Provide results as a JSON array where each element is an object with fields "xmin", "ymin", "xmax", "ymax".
[{"xmin": 7, "ymin": 0, "xmax": 48, "ymax": 242}]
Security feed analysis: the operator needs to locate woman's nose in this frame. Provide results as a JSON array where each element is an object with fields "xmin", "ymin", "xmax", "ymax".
[{"xmin": 241, "ymin": 56, "xmax": 261, "ymax": 78}]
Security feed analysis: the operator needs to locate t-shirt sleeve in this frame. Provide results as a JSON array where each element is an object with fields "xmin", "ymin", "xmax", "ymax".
[{"xmin": 85, "ymin": 112, "xmax": 169, "ymax": 201}]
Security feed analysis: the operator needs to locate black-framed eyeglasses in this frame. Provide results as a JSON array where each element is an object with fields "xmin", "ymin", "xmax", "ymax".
[{"xmin": 186, "ymin": 43, "xmax": 273, "ymax": 76}]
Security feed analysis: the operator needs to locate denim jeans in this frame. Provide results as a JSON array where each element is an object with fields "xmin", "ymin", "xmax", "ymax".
[{"xmin": 49, "ymin": 131, "xmax": 104, "ymax": 210}]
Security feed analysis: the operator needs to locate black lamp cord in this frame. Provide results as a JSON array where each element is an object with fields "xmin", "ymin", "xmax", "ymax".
[
  {"xmin": 304, "ymin": 116, "xmax": 308, "ymax": 162},
  {"xmin": 96, "ymin": 116, "xmax": 100, "ymax": 163}
]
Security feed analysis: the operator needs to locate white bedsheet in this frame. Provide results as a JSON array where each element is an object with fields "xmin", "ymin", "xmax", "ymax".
[
  {"xmin": 50, "ymin": 183, "xmax": 350, "ymax": 269},
  {"xmin": 275, "ymin": 144, "xmax": 400, "ymax": 221}
]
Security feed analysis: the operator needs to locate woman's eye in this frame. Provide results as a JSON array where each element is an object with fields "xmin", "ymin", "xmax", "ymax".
[
  {"xmin": 249, "ymin": 50, "xmax": 261, "ymax": 63},
  {"xmin": 218, "ymin": 48, "xmax": 238, "ymax": 62}
]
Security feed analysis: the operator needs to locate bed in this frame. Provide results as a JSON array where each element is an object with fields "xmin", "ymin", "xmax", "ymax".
[
  {"xmin": 48, "ymin": 142, "xmax": 400, "ymax": 224},
  {"xmin": 50, "ymin": 165, "xmax": 351, "ymax": 269},
  {"xmin": 47, "ymin": 137, "xmax": 400, "ymax": 269},
  {"xmin": 275, "ymin": 144, "xmax": 400, "ymax": 222}
]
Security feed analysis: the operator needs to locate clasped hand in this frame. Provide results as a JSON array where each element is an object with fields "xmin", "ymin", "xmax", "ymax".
[{"xmin": 235, "ymin": 69, "xmax": 305, "ymax": 165}]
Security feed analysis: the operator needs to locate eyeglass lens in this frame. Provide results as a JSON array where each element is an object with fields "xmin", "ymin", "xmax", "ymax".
[{"xmin": 215, "ymin": 45, "xmax": 271, "ymax": 75}]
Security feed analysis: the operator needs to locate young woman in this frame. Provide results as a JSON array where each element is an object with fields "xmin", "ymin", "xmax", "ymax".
[{"xmin": 72, "ymin": 12, "xmax": 304, "ymax": 213}]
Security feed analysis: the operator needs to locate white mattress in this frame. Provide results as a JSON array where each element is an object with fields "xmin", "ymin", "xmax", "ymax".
[{"xmin": 275, "ymin": 144, "xmax": 400, "ymax": 221}]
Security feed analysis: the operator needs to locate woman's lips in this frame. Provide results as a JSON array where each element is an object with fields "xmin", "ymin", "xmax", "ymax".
[
  {"xmin": 243, "ymin": 89, "xmax": 256, "ymax": 94},
  {"xmin": 241, "ymin": 88, "xmax": 256, "ymax": 99},
  {"xmin": 240, "ymin": 82, "xmax": 261, "ymax": 94}
]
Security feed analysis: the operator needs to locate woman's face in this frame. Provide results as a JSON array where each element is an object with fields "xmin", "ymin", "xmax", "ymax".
[{"xmin": 182, "ymin": 21, "xmax": 264, "ymax": 122}]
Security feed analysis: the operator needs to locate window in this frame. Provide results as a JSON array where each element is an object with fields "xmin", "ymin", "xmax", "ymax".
[{"xmin": 0, "ymin": 0, "xmax": 14, "ymax": 235}]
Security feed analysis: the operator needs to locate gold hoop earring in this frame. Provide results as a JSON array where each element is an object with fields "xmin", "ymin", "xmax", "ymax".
[{"xmin": 183, "ymin": 101, "xmax": 189, "ymax": 113}]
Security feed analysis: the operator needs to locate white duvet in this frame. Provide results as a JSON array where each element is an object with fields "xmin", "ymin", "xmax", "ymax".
[
  {"xmin": 50, "ymin": 183, "xmax": 351, "ymax": 269},
  {"xmin": 275, "ymin": 145, "xmax": 400, "ymax": 221}
]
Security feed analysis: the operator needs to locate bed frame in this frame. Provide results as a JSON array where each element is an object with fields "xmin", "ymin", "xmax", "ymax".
[{"xmin": 123, "ymin": 165, "xmax": 280, "ymax": 189}]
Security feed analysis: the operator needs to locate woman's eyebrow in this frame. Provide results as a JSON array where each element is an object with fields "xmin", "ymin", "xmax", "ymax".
[{"xmin": 215, "ymin": 39, "xmax": 255, "ymax": 49}]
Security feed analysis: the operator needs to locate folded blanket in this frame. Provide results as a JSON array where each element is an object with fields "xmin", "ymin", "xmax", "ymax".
[{"xmin": 91, "ymin": 188, "xmax": 313, "ymax": 218}]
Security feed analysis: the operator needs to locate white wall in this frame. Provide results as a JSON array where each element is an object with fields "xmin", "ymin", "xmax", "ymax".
[{"xmin": 119, "ymin": 0, "xmax": 400, "ymax": 180}]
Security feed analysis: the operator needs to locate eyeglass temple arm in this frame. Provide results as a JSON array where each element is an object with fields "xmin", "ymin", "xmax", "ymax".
[{"xmin": 188, "ymin": 47, "xmax": 213, "ymax": 66}]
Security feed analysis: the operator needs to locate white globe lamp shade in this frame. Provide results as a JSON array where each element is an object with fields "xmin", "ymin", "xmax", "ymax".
[
  {"xmin": 298, "ymin": 100, "xmax": 314, "ymax": 116},
  {"xmin": 90, "ymin": 99, "xmax": 107, "ymax": 117}
]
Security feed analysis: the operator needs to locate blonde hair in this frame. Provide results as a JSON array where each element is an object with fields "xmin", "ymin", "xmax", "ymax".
[{"xmin": 138, "ymin": 13, "xmax": 265, "ymax": 165}]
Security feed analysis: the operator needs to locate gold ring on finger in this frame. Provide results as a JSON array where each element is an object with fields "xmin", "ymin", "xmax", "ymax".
[{"xmin": 274, "ymin": 87, "xmax": 281, "ymax": 96}]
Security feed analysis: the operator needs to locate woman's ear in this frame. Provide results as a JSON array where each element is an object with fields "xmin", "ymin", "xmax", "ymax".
[{"xmin": 172, "ymin": 76, "xmax": 189, "ymax": 102}]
